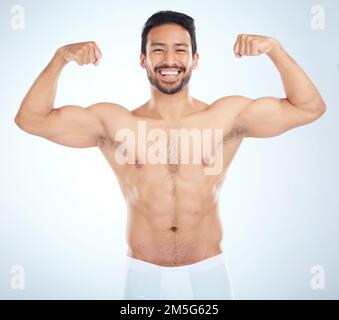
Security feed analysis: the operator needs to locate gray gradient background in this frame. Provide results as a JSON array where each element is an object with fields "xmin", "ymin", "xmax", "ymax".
[{"xmin": 0, "ymin": 0, "xmax": 338, "ymax": 299}]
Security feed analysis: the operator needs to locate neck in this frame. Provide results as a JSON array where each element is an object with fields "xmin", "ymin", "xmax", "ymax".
[{"xmin": 148, "ymin": 85, "xmax": 194, "ymax": 121}]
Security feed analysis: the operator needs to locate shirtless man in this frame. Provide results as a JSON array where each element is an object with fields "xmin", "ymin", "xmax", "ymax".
[{"xmin": 14, "ymin": 11, "xmax": 326, "ymax": 299}]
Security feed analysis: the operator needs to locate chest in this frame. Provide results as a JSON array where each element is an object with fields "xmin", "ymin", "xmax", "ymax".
[{"xmin": 99, "ymin": 123, "xmax": 244, "ymax": 178}]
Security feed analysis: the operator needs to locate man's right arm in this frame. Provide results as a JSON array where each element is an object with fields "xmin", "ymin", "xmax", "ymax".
[{"xmin": 14, "ymin": 41, "xmax": 116, "ymax": 148}]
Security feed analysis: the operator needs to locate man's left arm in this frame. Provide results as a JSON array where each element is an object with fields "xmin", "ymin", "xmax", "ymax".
[{"xmin": 231, "ymin": 34, "xmax": 327, "ymax": 138}]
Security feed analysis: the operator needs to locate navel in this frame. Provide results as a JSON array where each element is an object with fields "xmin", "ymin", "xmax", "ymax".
[{"xmin": 170, "ymin": 226, "xmax": 178, "ymax": 232}]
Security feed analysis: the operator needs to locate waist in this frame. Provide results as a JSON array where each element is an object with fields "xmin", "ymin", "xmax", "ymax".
[{"xmin": 126, "ymin": 251, "xmax": 225, "ymax": 271}]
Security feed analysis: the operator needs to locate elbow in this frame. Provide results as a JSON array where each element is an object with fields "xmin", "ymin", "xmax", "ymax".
[
  {"xmin": 315, "ymin": 99, "xmax": 327, "ymax": 118},
  {"xmin": 14, "ymin": 111, "xmax": 33, "ymax": 132},
  {"xmin": 308, "ymin": 98, "xmax": 327, "ymax": 120},
  {"xmin": 320, "ymin": 101, "xmax": 327, "ymax": 114},
  {"xmin": 14, "ymin": 113, "xmax": 24, "ymax": 129},
  {"xmin": 14, "ymin": 110, "xmax": 48, "ymax": 136}
]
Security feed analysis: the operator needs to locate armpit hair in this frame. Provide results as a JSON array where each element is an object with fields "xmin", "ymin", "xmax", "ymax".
[
  {"xmin": 223, "ymin": 126, "xmax": 247, "ymax": 144},
  {"xmin": 97, "ymin": 133, "xmax": 121, "ymax": 149}
]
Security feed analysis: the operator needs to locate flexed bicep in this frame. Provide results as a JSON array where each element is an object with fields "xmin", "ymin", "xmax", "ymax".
[
  {"xmin": 40, "ymin": 104, "xmax": 108, "ymax": 147},
  {"xmin": 235, "ymin": 96, "xmax": 323, "ymax": 138},
  {"xmin": 17, "ymin": 103, "xmax": 108, "ymax": 148}
]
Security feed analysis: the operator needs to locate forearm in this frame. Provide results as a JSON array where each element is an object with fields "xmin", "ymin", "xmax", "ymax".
[
  {"xmin": 16, "ymin": 48, "xmax": 67, "ymax": 120},
  {"xmin": 267, "ymin": 41, "xmax": 326, "ymax": 113}
]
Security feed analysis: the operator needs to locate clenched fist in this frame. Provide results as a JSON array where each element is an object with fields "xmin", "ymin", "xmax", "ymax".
[
  {"xmin": 57, "ymin": 41, "xmax": 102, "ymax": 66},
  {"xmin": 233, "ymin": 34, "xmax": 279, "ymax": 58}
]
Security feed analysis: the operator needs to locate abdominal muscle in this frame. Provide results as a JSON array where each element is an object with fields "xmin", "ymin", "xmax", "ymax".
[{"xmin": 121, "ymin": 164, "xmax": 225, "ymax": 267}]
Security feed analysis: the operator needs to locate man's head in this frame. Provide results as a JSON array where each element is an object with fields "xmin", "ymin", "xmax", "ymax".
[{"xmin": 140, "ymin": 11, "xmax": 199, "ymax": 95}]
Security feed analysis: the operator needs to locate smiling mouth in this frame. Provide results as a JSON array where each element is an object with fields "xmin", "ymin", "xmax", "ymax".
[{"xmin": 156, "ymin": 68, "xmax": 183, "ymax": 83}]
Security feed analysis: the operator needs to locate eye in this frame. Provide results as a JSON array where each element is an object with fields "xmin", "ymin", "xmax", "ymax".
[
  {"xmin": 176, "ymin": 49, "xmax": 186, "ymax": 52},
  {"xmin": 153, "ymin": 49, "xmax": 163, "ymax": 52}
]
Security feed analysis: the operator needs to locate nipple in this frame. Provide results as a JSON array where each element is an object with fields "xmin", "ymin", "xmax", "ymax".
[{"xmin": 202, "ymin": 156, "xmax": 215, "ymax": 166}]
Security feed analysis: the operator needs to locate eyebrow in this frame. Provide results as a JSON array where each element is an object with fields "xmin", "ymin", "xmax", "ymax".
[{"xmin": 150, "ymin": 42, "xmax": 189, "ymax": 47}]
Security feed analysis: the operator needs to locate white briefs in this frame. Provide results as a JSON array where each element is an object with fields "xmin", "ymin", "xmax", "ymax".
[{"xmin": 123, "ymin": 252, "xmax": 234, "ymax": 300}]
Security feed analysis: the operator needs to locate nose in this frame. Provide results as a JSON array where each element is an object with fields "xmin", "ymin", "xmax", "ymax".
[{"xmin": 163, "ymin": 50, "xmax": 177, "ymax": 66}]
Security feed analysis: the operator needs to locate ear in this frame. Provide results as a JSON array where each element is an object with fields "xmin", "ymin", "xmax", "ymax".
[
  {"xmin": 192, "ymin": 52, "xmax": 199, "ymax": 70},
  {"xmin": 140, "ymin": 53, "xmax": 146, "ymax": 69}
]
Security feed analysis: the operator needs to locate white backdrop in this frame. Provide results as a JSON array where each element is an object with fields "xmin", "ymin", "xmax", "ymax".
[{"xmin": 1, "ymin": 0, "xmax": 338, "ymax": 299}]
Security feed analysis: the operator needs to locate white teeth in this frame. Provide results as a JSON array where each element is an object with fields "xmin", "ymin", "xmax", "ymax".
[{"xmin": 159, "ymin": 69, "xmax": 180, "ymax": 76}]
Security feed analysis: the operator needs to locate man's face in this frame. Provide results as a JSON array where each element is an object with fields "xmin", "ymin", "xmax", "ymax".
[{"xmin": 140, "ymin": 23, "xmax": 199, "ymax": 95}]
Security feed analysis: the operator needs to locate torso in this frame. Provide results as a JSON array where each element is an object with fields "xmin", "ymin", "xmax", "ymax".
[{"xmin": 96, "ymin": 97, "xmax": 247, "ymax": 266}]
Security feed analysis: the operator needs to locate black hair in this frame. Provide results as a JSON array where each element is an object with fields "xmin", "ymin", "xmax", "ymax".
[{"xmin": 141, "ymin": 10, "xmax": 197, "ymax": 57}]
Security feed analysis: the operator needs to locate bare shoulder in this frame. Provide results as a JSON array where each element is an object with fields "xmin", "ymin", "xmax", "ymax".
[
  {"xmin": 209, "ymin": 95, "xmax": 254, "ymax": 127},
  {"xmin": 87, "ymin": 102, "xmax": 135, "ymax": 128},
  {"xmin": 86, "ymin": 102, "xmax": 135, "ymax": 141},
  {"xmin": 210, "ymin": 95, "xmax": 253, "ymax": 112},
  {"xmin": 87, "ymin": 102, "xmax": 131, "ymax": 117}
]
